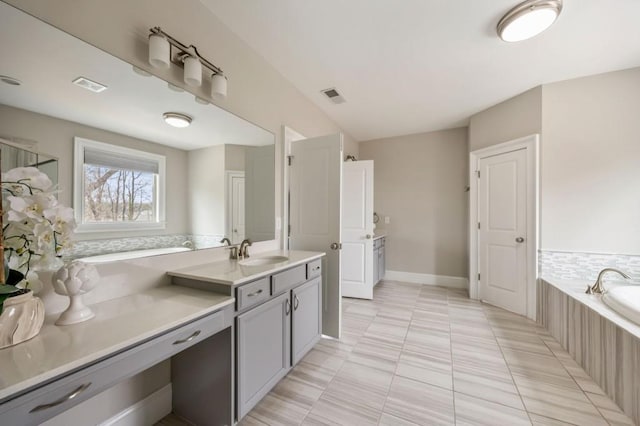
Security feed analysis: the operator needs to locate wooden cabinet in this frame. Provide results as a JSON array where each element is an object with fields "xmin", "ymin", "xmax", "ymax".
[
  {"xmin": 292, "ymin": 277, "xmax": 322, "ymax": 364},
  {"xmin": 236, "ymin": 292, "xmax": 291, "ymax": 419}
]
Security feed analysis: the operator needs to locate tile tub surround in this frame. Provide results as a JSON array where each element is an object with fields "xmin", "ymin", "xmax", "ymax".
[
  {"xmin": 539, "ymin": 250, "xmax": 640, "ymax": 282},
  {"xmin": 538, "ymin": 278, "xmax": 640, "ymax": 425},
  {"xmin": 223, "ymin": 281, "xmax": 632, "ymax": 426}
]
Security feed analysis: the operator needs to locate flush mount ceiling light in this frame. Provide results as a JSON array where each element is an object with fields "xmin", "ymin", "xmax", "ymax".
[
  {"xmin": 163, "ymin": 112, "xmax": 192, "ymax": 128},
  {"xmin": 497, "ymin": 0, "xmax": 563, "ymax": 42},
  {"xmin": 148, "ymin": 27, "xmax": 227, "ymax": 99}
]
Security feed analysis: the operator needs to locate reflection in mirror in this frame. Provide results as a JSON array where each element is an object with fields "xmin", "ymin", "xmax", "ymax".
[
  {"xmin": 0, "ymin": 139, "xmax": 58, "ymax": 187},
  {"xmin": 0, "ymin": 2, "xmax": 276, "ymax": 261}
]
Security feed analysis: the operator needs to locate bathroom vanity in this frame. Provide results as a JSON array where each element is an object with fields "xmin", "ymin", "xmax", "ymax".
[
  {"xmin": 169, "ymin": 250, "xmax": 325, "ymax": 421},
  {"xmin": 0, "ymin": 286, "xmax": 235, "ymax": 426},
  {"xmin": 373, "ymin": 235, "xmax": 386, "ymax": 285}
]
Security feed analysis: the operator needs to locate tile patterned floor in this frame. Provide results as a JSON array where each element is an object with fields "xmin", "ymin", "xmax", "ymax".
[{"xmin": 240, "ymin": 281, "xmax": 636, "ymax": 426}]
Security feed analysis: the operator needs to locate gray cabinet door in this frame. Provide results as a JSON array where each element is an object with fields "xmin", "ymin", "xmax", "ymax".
[
  {"xmin": 237, "ymin": 292, "xmax": 291, "ymax": 419},
  {"xmin": 373, "ymin": 247, "xmax": 380, "ymax": 284},
  {"xmin": 292, "ymin": 277, "xmax": 322, "ymax": 365}
]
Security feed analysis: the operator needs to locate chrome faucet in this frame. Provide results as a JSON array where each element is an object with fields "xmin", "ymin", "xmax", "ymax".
[
  {"xmin": 586, "ymin": 268, "xmax": 630, "ymax": 294},
  {"xmin": 219, "ymin": 237, "xmax": 239, "ymax": 259},
  {"xmin": 219, "ymin": 237, "xmax": 231, "ymax": 246},
  {"xmin": 239, "ymin": 239, "xmax": 252, "ymax": 259}
]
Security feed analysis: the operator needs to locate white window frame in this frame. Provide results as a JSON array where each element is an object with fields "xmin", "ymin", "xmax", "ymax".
[{"xmin": 73, "ymin": 137, "xmax": 166, "ymax": 233}]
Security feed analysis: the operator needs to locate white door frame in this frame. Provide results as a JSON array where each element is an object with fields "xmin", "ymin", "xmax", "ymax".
[
  {"xmin": 282, "ymin": 125, "xmax": 306, "ymax": 249},
  {"xmin": 469, "ymin": 134, "xmax": 539, "ymax": 320},
  {"xmin": 226, "ymin": 170, "xmax": 245, "ymax": 242}
]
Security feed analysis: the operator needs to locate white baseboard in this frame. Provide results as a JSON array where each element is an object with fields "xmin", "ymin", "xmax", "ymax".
[
  {"xmin": 100, "ymin": 384, "xmax": 172, "ymax": 426},
  {"xmin": 384, "ymin": 270, "xmax": 469, "ymax": 289}
]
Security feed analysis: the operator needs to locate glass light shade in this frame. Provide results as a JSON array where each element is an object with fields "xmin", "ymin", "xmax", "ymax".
[
  {"xmin": 497, "ymin": 0, "xmax": 562, "ymax": 42},
  {"xmin": 211, "ymin": 73, "xmax": 228, "ymax": 99},
  {"xmin": 183, "ymin": 56, "xmax": 202, "ymax": 87},
  {"xmin": 148, "ymin": 34, "xmax": 170, "ymax": 68},
  {"xmin": 163, "ymin": 112, "xmax": 192, "ymax": 128}
]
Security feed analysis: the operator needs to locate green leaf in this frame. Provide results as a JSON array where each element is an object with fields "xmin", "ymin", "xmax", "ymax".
[{"xmin": 0, "ymin": 285, "xmax": 20, "ymax": 295}]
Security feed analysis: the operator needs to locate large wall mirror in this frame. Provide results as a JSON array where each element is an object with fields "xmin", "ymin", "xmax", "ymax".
[{"xmin": 0, "ymin": 2, "xmax": 276, "ymax": 260}]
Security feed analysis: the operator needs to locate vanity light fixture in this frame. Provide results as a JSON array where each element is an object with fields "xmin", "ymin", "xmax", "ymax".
[
  {"xmin": 163, "ymin": 112, "xmax": 192, "ymax": 128},
  {"xmin": 497, "ymin": 0, "xmax": 562, "ymax": 42},
  {"xmin": 148, "ymin": 27, "xmax": 227, "ymax": 98}
]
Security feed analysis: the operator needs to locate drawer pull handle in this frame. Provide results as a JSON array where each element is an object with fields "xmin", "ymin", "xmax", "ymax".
[
  {"xmin": 173, "ymin": 330, "xmax": 201, "ymax": 345},
  {"xmin": 294, "ymin": 294, "xmax": 300, "ymax": 311},
  {"xmin": 30, "ymin": 383, "xmax": 91, "ymax": 413},
  {"xmin": 247, "ymin": 289, "xmax": 263, "ymax": 297},
  {"xmin": 285, "ymin": 299, "xmax": 291, "ymax": 315},
  {"xmin": 312, "ymin": 266, "xmax": 320, "ymax": 271}
]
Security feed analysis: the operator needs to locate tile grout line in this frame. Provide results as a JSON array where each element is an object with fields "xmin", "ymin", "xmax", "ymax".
[
  {"xmin": 537, "ymin": 334, "xmax": 614, "ymax": 426},
  {"xmin": 446, "ymin": 290, "xmax": 458, "ymax": 426},
  {"xmin": 479, "ymin": 303, "xmax": 535, "ymax": 425}
]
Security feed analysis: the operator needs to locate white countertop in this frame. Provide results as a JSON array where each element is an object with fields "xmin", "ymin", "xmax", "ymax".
[
  {"xmin": 0, "ymin": 286, "xmax": 233, "ymax": 402},
  {"xmin": 168, "ymin": 250, "xmax": 325, "ymax": 286},
  {"xmin": 541, "ymin": 276, "xmax": 640, "ymax": 340}
]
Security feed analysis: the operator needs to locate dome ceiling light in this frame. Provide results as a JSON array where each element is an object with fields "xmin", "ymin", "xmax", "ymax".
[
  {"xmin": 163, "ymin": 112, "xmax": 192, "ymax": 128},
  {"xmin": 497, "ymin": 0, "xmax": 563, "ymax": 42}
]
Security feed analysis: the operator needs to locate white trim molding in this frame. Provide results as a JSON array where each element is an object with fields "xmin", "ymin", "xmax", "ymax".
[
  {"xmin": 384, "ymin": 270, "xmax": 469, "ymax": 289},
  {"xmin": 281, "ymin": 125, "xmax": 306, "ymax": 250},
  {"xmin": 469, "ymin": 134, "xmax": 540, "ymax": 321},
  {"xmin": 99, "ymin": 384, "xmax": 172, "ymax": 426}
]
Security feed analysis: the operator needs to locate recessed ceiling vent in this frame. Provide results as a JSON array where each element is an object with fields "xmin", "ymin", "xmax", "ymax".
[
  {"xmin": 321, "ymin": 87, "xmax": 346, "ymax": 104},
  {"xmin": 72, "ymin": 76, "xmax": 108, "ymax": 93}
]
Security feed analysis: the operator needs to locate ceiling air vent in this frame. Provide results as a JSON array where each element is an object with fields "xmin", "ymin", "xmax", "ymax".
[
  {"xmin": 72, "ymin": 76, "xmax": 108, "ymax": 93},
  {"xmin": 321, "ymin": 87, "xmax": 345, "ymax": 104}
]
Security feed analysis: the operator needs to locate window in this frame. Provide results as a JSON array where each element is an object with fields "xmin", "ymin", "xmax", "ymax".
[{"xmin": 73, "ymin": 137, "xmax": 166, "ymax": 232}]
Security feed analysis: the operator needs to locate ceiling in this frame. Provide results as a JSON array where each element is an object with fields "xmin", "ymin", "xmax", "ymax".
[
  {"xmin": 0, "ymin": 1, "xmax": 273, "ymax": 151},
  {"xmin": 200, "ymin": 0, "xmax": 640, "ymax": 141}
]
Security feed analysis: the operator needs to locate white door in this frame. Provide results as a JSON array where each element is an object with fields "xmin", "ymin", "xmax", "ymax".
[
  {"xmin": 289, "ymin": 133, "xmax": 343, "ymax": 338},
  {"xmin": 478, "ymin": 149, "xmax": 527, "ymax": 315},
  {"xmin": 341, "ymin": 161, "xmax": 374, "ymax": 299},
  {"xmin": 227, "ymin": 172, "xmax": 245, "ymax": 244}
]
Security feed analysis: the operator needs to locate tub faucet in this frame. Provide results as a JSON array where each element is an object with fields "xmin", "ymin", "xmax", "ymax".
[
  {"xmin": 586, "ymin": 268, "xmax": 630, "ymax": 294},
  {"xmin": 239, "ymin": 239, "xmax": 252, "ymax": 259}
]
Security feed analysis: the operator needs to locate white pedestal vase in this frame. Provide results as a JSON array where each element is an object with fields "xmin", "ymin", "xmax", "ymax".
[
  {"xmin": 0, "ymin": 289, "xmax": 45, "ymax": 349},
  {"xmin": 52, "ymin": 261, "xmax": 100, "ymax": 326}
]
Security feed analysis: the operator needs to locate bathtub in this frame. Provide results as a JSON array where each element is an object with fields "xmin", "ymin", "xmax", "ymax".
[
  {"xmin": 538, "ymin": 277, "xmax": 640, "ymax": 423},
  {"xmin": 79, "ymin": 247, "xmax": 192, "ymax": 264},
  {"xmin": 603, "ymin": 285, "xmax": 640, "ymax": 326}
]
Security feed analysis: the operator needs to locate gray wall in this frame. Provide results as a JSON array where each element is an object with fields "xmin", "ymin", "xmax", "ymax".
[
  {"xmin": 0, "ymin": 104, "xmax": 189, "ymax": 241},
  {"xmin": 541, "ymin": 67, "xmax": 640, "ymax": 254},
  {"xmin": 359, "ymin": 128, "xmax": 469, "ymax": 278},
  {"xmin": 469, "ymin": 86, "xmax": 542, "ymax": 151},
  {"xmin": 468, "ymin": 67, "xmax": 640, "ymax": 255}
]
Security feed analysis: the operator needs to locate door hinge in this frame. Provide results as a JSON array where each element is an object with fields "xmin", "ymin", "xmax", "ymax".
[
  {"xmin": 477, "ymin": 222, "xmax": 480, "ymax": 230},
  {"xmin": 288, "ymin": 224, "xmax": 291, "ymax": 236},
  {"xmin": 477, "ymin": 273, "xmax": 481, "ymax": 281},
  {"xmin": 287, "ymin": 155, "xmax": 294, "ymax": 166},
  {"xmin": 476, "ymin": 170, "xmax": 480, "ymax": 178}
]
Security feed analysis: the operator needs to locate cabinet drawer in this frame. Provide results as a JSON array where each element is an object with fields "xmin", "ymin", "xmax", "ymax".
[
  {"xmin": 0, "ymin": 306, "xmax": 232, "ymax": 426},
  {"xmin": 271, "ymin": 265, "xmax": 306, "ymax": 295},
  {"xmin": 307, "ymin": 259, "xmax": 322, "ymax": 280},
  {"xmin": 236, "ymin": 277, "xmax": 270, "ymax": 311}
]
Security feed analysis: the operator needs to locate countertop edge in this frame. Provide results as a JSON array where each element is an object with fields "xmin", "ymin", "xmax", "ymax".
[
  {"xmin": 167, "ymin": 251, "xmax": 326, "ymax": 287},
  {"xmin": 0, "ymin": 292, "xmax": 234, "ymax": 402}
]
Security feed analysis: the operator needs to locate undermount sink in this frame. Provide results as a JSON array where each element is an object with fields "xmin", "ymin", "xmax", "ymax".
[{"xmin": 239, "ymin": 256, "xmax": 289, "ymax": 266}]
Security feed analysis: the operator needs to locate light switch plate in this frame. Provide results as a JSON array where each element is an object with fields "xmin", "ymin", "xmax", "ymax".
[
  {"xmin": 384, "ymin": 216, "xmax": 391, "ymax": 224},
  {"xmin": 276, "ymin": 217, "xmax": 282, "ymax": 230}
]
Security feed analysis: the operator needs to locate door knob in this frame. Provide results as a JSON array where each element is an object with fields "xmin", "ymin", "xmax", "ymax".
[
  {"xmin": 515, "ymin": 237, "xmax": 525, "ymax": 243},
  {"xmin": 330, "ymin": 242, "xmax": 342, "ymax": 250},
  {"xmin": 366, "ymin": 234, "xmax": 372, "ymax": 239}
]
